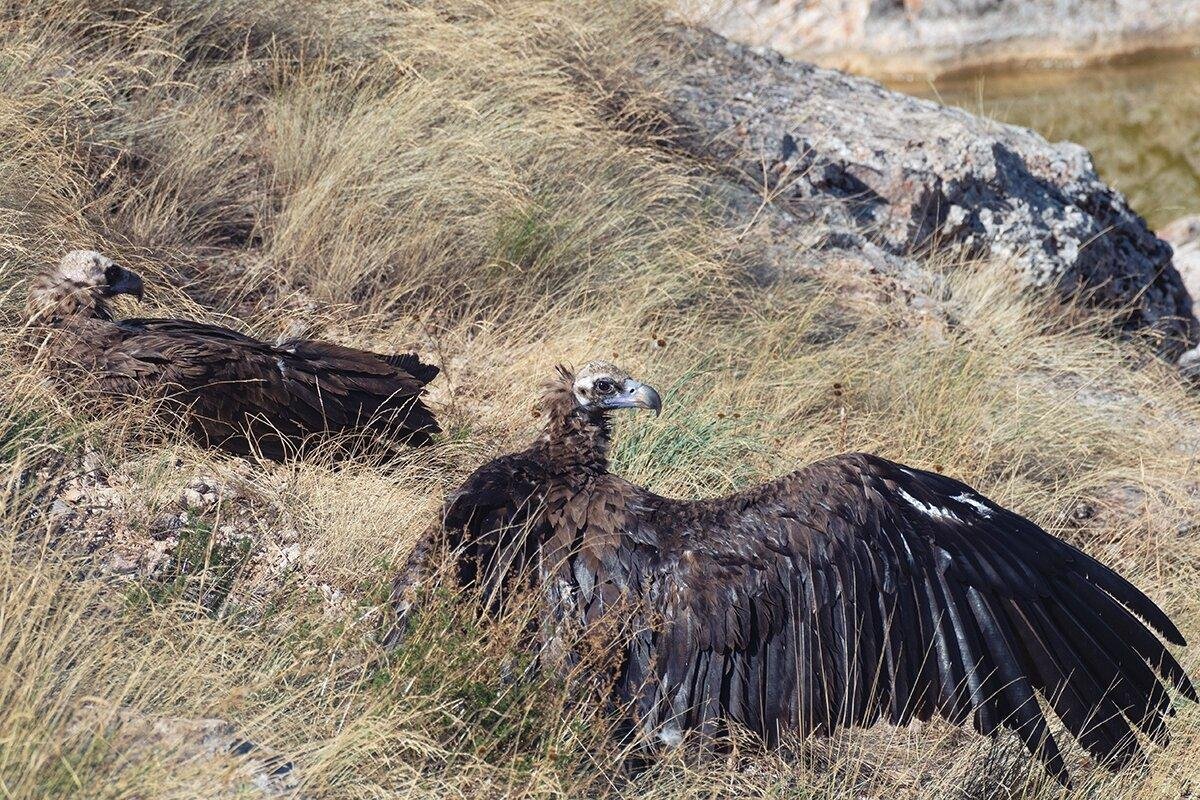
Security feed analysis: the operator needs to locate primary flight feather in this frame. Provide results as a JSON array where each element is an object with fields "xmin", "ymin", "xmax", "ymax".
[
  {"xmin": 27, "ymin": 250, "xmax": 439, "ymax": 460},
  {"xmin": 391, "ymin": 361, "xmax": 1194, "ymax": 786}
]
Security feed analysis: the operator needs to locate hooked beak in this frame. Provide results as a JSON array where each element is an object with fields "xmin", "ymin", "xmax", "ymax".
[
  {"xmin": 104, "ymin": 266, "xmax": 144, "ymax": 302},
  {"xmin": 602, "ymin": 380, "xmax": 663, "ymax": 416}
]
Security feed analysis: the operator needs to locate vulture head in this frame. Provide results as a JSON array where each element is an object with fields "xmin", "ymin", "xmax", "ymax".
[
  {"xmin": 27, "ymin": 250, "xmax": 145, "ymax": 323},
  {"xmin": 568, "ymin": 361, "xmax": 662, "ymax": 416}
]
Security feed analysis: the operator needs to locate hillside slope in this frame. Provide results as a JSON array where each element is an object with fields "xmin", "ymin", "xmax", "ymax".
[{"xmin": 1, "ymin": 2, "xmax": 1197, "ymax": 798}]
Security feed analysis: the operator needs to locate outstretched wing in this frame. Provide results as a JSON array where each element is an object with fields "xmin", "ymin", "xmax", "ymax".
[
  {"xmin": 602, "ymin": 453, "xmax": 1193, "ymax": 784},
  {"xmin": 438, "ymin": 450, "xmax": 552, "ymax": 610},
  {"xmin": 386, "ymin": 449, "xmax": 552, "ymax": 647},
  {"xmin": 97, "ymin": 318, "xmax": 438, "ymax": 457}
]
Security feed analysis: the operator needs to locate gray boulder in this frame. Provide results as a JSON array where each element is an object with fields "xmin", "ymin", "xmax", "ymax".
[{"xmin": 652, "ymin": 28, "xmax": 1197, "ymax": 356}]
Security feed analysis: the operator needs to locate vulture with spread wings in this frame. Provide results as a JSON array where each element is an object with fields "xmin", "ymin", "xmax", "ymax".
[
  {"xmin": 391, "ymin": 361, "xmax": 1195, "ymax": 785},
  {"xmin": 26, "ymin": 251, "xmax": 439, "ymax": 459}
]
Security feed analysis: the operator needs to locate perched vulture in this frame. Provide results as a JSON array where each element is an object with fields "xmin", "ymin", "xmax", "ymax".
[
  {"xmin": 391, "ymin": 361, "xmax": 1195, "ymax": 785},
  {"xmin": 26, "ymin": 250, "xmax": 439, "ymax": 459}
]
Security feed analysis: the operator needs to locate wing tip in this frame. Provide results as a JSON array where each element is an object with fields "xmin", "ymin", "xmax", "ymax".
[
  {"xmin": 1160, "ymin": 621, "xmax": 1187, "ymax": 648},
  {"xmin": 386, "ymin": 353, "xmax": 439, "ymax": 385},
  {"xmin": 1037, "ymin": 739, "xmax": 1071, "ymax": 788},
  {"xmin": 1177, "ymin": 674, "xmax": 1199, "ymax": 703}
]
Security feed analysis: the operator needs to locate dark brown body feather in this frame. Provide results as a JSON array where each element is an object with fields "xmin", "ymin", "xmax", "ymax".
[
  {"xmin": 394, "ymin": 370, "xmax": 1194, "ymax": 785},
  {"xmin": 42, "ymin": 315, "xmax": 439, "ymax": 460}
]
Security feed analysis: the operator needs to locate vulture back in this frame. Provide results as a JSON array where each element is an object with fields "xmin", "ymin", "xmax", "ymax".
[{"xmin": 52, "ymin": 316, "xmax": 440, "ymax": 460}]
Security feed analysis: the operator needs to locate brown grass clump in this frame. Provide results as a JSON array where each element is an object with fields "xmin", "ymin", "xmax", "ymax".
[{"xmin": 0, "ymin": 1, "xmax": 1198, "ymax": 798}]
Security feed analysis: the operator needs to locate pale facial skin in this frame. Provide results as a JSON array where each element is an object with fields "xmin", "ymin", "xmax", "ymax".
[
  {"xmin": 27, "ymin": 250, "xmax": 146, "ymax": 322},
  {"xmin": 571, "ymin": 361, "xmax": 662, "ymax": 415}
]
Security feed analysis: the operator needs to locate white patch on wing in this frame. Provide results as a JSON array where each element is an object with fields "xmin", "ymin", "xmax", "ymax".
[
  {"xmin": 657, "ymin": 725, "xmax": 683, "ymax": 747},
  {"xmin": 897, "ymin": 487, "xmax": 963, "ymax": 523},
  {"xmin": 555, "ymin": 578, "xmax": 576, "ymax": 601},
  {"xmin": 275, "ymin": 357, "xmax": 286, "ymax": 375},
  {"xmin": 953, "ymin": 492, "xmax": 993, "ymax": 518}
]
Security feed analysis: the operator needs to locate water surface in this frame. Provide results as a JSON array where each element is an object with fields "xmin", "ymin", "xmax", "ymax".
[{"xmin": 910, "ymin": 56, "xmax": 1200, "ymax": 230}]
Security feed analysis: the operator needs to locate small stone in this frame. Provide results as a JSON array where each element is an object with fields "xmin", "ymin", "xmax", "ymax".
[
  {"xmin": 279, "ymin": 543, "xmax": 301, "ymax": 567},
  {"xmin": 60, "ymin": 487, "xmax": 86, "ymax": 505},
  {"xmin": 1180, "ymin": 347, "xmax": 1200, "ymax": 379},
  {"xmin": 181, "ymin": 488, "xmax": 207, "ymax": 509},
  {"xmin": 109, "ymin": 553, "xmax": 139, "ymax": 575},
  {"xmin": 81, "ymin": 450, "xmax": 104, "ymax": 474},
  {"xmin": 1071, "ymin": 502, "xmax": 1097, "ymax": 522},
  {"xmin": 151, "ymin": 514, "xmax": 182, "ymax": 540}
]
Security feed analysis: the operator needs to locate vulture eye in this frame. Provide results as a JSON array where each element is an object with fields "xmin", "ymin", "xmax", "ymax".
[
  {"xmin": 104, "ymin": 264, "xmax": 122, "ymax": 284},
  {"xmin": 594, "ymin": 378, "xmax": 617, "ymax": 395}
]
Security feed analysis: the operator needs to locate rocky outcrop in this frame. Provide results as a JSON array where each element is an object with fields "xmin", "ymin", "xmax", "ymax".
[
  {"xmin": 68, "ymin": 703, "xmax": 297, "ymax": 798},
  {"xmin": 704, "ymin": 0, "xmax": 1200, "ymax": 80},
  {"xmin": 649, "ymin": 28, "xmax": 1197, "ymax": 356},
  {"xmin": 43, "ymin": 451, "xmax": 344, "ymax": 623}
]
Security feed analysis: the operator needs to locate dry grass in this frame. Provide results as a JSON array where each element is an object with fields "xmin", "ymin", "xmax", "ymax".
[{"xmin": 1, "ymin": 1, "xmax": 1199, "ymax": 798}]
